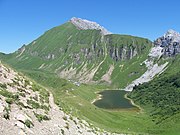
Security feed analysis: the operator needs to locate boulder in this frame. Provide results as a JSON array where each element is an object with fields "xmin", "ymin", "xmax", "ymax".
[
  {"xmin": 15, "ymin": 121, "xmax": 25, "ymax": 129},
  {"xmin": 16, "ymin": 114, "xmax": 26, "ymax": 123},
  {"xmin": 15, "ymin": 114, "xmax": 32, "ymax": 123},
  {"xmin": 0, "ymin": 102, "xmax": 5, "ymax": 113}
]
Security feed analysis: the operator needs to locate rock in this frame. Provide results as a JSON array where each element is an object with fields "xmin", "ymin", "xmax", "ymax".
[
  {"xmin": 15, "ymin": 114, "xmax": 26, "ymax": 123},
  {"xmin": 154, "ymin": 29, "xmax": 180, "ymax": 56},
  {"xmin": 108, "ymin": 45, "xmax": 138, "ymax": 61},
  {"xmin": 27, "ymin": 129, "xmax": 34, "ymax": 134},
  {"xmin": 70, "ymin": 17, "xmax": 111, "ymax": 35},
  {"xmin": 0, "ymin": 102, "xmax": 5, "ymax": 113},
  {"xmin": 148, "ymin": 46, "xmax": 163, "ymax": 58},
  {"xmin": 18, "ymin": 45, "xmax": 26, "ymax": 53},
  {"xmin": 18, "ymin": 129, "xmax": 26, "ymax": 135},
  {"xmin": 125, "ymin": 44, "xmax": 169, "ymax": 91},
  {"xmin": 15, "ymin": 114, "xmax": 32, "ymax": 123},
  {"xmin": 45, "ymin": 54, "xmax": 55, "ymax": 60},
  {"xmin": 15, "ymin": 121, "xmax": 25, "ymax": 129}
]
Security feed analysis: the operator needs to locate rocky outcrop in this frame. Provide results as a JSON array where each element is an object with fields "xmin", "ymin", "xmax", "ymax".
[
  {"xmin": 154, "ymin": 29, "xmax": 180, "ymax": 56},
  {"xmin": 108, "ymin": 45, "xmax": 138, "ymax": 61},
  {"xmin": 70, "ymin": 17, "xmax": 111, "ymax": 35},
  {"xmin": 125, "ymin": 29, "xmax": 180, "ymax": 91},
  {"xmin": 45, "ymin": 54, "xmax": 55, "ymax": 60},
  {"xmin": 16, "ymin": 45, "xmax": 26, "ymax": 58},
  {"xmin": 128, "ymin": 29, "xmax": 180, "ymax": 92},
  {"xmin": 125, "ymin": 45, "xmax": 169, "ymax": 91}
]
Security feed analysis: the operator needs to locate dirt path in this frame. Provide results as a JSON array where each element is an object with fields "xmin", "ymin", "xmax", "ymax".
[{"xmin": 49, "ymin": 93, "xmax": 60, "ymax": 112}]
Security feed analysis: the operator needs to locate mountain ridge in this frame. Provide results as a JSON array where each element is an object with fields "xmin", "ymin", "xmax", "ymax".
[
  {"xmin": 2, "ymin": 19, "xmax": 152, "ymax": 88},
  {"xmin": 70, "ymin": 17, "xmax": 112, "ymax": 35}
]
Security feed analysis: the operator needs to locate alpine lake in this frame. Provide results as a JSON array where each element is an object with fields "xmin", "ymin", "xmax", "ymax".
[{"xmin": 93, "ymin": 90, "xmax": 138, "ymax": 111}]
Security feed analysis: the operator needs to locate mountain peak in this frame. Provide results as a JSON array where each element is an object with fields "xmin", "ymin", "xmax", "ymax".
[
  {"xmin": 167, "ymin": 29, "xmax": 177, "ymax": 34},
  {"xmin": 70, "ymin": 17, "xmax": 111, "ymax": 35},
  {"xmin": 154, "ymin": 29, "xmax": 180, "ymax": 56},
  {"xmin": 164, "ymin": 29, "xmax": 180, "ymax": 42}
]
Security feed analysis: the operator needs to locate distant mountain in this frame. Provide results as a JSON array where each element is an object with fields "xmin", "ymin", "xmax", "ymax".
[
  {"xmin": 2, "ymin": 17, "xmax": 152, "ymax": 88},
  {"xmin": 154, "ymin": 29, "xmax": 180, "ymax": 56},
  {"xmin": 128, "ymin": 30, "xmax": 180, "ymax": 133}
]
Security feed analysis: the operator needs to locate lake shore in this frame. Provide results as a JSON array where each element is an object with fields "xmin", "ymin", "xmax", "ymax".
[
  {"xmin": 91, "ymin": 92, "xmax": 102, "ymax": 104},
  {"xmin": 124, "ymin": 93, "xmax": 143, "ymax": 112}
]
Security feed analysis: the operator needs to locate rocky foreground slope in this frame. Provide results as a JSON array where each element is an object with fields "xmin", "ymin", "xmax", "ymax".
[{"xmin": 0, "ymin": 62, "xmax": 120, "ymax": 135}]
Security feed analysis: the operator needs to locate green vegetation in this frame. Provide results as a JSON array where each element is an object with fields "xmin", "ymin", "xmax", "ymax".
[
  {"xmin": 62, "ymin": 116, "xmax": 67, "ymax": 121},
  {"xmin": 34, "ymin": 112, "xmax": 50, "ymax": 122},
  {"xmin": 5, "ymin": 98, "xmax": 14, "ymax": 104},
  {"xmin": 3, "ymin": 112, "xmax": 10, "ymax": 120},
  {"xmin": 0, "ymin": 83, "xmax": 7, "ymax": 89},
  {"xmin": 64, "ymin": 122, "xmax": 69, "ymax": 130},
  {"xmin": 61, "ymin": 129, "xmax": 65, "ymax": 135},
  {"xmin": 2, "ymin": 22, "xmax": 151, "ymax": 89},
  {"xmin": 27, "ymin": 99, "xmax": 40, "ymax": 109},
  {"xmin": 17, "ymin": 101, "xmax": 27, "ymax": 108},
  {"xmin": 129, "ymin": 73, "xmax": 180, "ymax": 123},
  {"xmin": 31, "ymin": 83, "xmax": 49, "ymax": 103},
  {"xmin": 0, "ymin": 89, "xmax": 19, "ymax": 103},
  {"xmin": 24, "ymin": 119, "xmax": 34, "ymax": 128},
  {"xmin": 128, "ymin": 57, "xmax": 180, "ymax": 134},
  {"xmin": 3, "ymin": 106, "xmax": 10, "ymax": 120},
  {"xmin": 41, "ymin": 104, "xmax": 50, "ymax": 111}
]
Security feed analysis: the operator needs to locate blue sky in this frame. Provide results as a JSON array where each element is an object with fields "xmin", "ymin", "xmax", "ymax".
[{"xmin": 0, "ymin": 0, "xmax": 180, "ymax": 53}]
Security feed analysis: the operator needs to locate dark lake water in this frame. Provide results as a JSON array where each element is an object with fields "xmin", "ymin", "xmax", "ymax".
[{"xmin": 93, "ymin": 90, "xmax": 136, "ymax": 110}]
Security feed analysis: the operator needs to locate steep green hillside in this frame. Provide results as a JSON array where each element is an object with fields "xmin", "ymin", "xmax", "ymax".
[
  {"xmin": 2, "ymin": 21, "xmax": 152, "ymax": 89},
  {"xmin": 128, "ymin": 56, "xmax": 180, "ymax": 134}
]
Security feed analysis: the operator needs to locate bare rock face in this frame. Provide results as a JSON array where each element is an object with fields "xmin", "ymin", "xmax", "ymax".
[
  {"xmin": 18, "ymin": 45, "xmax": 26, "ymax": 53},
  {"xmin": 70, "ymin": 17, "xmax": 112, "ymax": 35},
  {"xmin": 154, "ymin": 29, "xmax": 180, "ymax": 56},
  {"xmin": 108, "ymin": 45, "xmax": 138, "ymax": 61},
  {"xmin": 15, "ymin": 121, "xmax": 25, "ymax": 129}
]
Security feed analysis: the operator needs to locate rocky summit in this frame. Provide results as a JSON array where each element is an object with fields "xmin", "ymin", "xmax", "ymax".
[
  {"xmin": 70, "ymin": 17, "xmax": 111, "ymax": 35},
  {"xmin": 154, "ymin": 29, "xmax": 180, "ymax": 56}
]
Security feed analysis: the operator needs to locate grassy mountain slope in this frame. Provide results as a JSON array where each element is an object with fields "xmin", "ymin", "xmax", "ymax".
[
  {"xmin": 2, "ymin": 21, "xmax": 152, "ymax": 88},
  {"xmin": 128, "ymin": 56, "xmax": 180, "ymax": 134}
]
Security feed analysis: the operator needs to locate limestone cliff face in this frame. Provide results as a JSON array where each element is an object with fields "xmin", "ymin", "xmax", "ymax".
[
  {"xmin": 68, "ymin": 34, "xmax": 149, "ymax": 65},
  {"xmin": 105, "ymin": 36, "xmax": 141, "ymax": 61}
]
